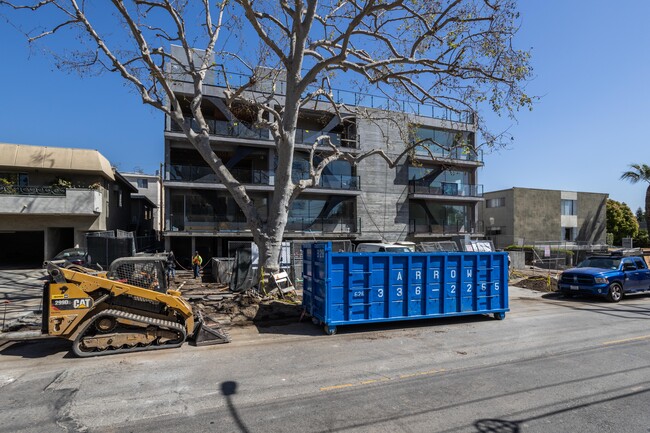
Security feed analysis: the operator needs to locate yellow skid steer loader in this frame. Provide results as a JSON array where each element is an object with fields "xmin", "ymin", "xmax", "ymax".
[{"xmin": 43, "ymin": 256, "xmax": 229, "ymax": 357}]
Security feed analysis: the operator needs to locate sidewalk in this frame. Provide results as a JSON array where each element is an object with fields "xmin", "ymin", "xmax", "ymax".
[{"xmin": 0, "ymin": 268, "xmax": 46, "ymax": 332}]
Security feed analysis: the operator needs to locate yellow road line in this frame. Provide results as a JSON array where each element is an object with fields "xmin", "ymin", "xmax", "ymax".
[
  {"xmin": 320, "ymin": 369, "xmax": 446, "ymax": 392},
  {"xmin": 602, "ymin": 334, "xmax": 650, "ymax": 346},
  {"xmin": 319, "ymin": 383, "xmax": 355, "ymax": 392}
]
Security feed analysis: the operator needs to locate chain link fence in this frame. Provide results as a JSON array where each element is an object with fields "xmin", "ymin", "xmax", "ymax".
[{"xmin": 488, "ymin": 235, "xmax": 609, "ymax": 271}]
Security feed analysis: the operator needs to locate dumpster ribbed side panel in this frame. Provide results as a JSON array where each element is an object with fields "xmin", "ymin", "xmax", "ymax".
[{"xmin": 302, "ymin": 242, "xmax": 509, "ymax": 331}]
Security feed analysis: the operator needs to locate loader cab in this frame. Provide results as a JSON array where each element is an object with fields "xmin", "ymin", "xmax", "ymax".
[
  {"xmin": 108, "ymin": 257, "xmax": 168, "ymax": 293},
  {"xmin": 355, "ymin": 243, "xmax": 411, "ymax": 253}
]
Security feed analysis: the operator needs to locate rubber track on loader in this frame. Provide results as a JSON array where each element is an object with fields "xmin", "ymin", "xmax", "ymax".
[{"xmin": 72, "ymin": 309, "xmax": 187, "ymax": 357}]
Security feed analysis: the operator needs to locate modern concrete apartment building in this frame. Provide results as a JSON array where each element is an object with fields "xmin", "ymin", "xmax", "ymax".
[
  {"xmin": 0, "ymin": 142, "xmax": 138, "ymax": 266},
  {"xmin": 482, "ymin": 187, "xmax": 608, "ymax": 249},
  {"xmin": 163, "ymin": 62, "xmax": 484, "ymax": 258}
]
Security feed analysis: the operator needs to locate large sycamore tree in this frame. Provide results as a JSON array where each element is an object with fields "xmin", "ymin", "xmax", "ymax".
[{"xmin": 2, "ymin": 0, "xmax": 532, "ymax": 272}]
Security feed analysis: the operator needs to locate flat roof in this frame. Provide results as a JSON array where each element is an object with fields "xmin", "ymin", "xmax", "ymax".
[{"xmin": 0, "ymin": 142, "xmax": 115, "ymax": 180}]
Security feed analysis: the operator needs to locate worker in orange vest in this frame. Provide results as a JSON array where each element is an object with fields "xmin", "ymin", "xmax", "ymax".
[{"xmin": 192, "ymin": 251, "xmax": 203, "ymax": 279}]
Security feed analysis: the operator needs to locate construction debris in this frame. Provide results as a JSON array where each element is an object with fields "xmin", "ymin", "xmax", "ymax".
[{"xmin": 172, "ymin": 271, "xmax": 303, "ymax": 327}]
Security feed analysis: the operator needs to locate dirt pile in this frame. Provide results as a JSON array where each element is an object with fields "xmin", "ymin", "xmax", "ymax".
[
  {"xmin": 513, "ymin": 276, "xmax": 558, "ymax": 292},
  {"xmin": 175, "ymin": 277, "xmax": 303, "ymax": 328}
]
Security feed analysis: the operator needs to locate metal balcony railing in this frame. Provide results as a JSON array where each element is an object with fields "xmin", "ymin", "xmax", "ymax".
[
  {"xmin": 0, "ymin": 185, "xmax": 67, "ymax": 196},
  {"xmin": 408, "ymin": 180, "xmax": 483, "ymax": 197}
]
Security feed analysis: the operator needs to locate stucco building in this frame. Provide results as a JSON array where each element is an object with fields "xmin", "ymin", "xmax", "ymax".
[
  {"xmin": 0, "ymin": 143, "xmax": 138, "ymax": 266},
  {"xmin": 122, "ymin": 172, "xmax": 163, "ymax": 238},
  {"xmin": 481, "ymin": 187, "xmax": 608, "ymax": 249}
]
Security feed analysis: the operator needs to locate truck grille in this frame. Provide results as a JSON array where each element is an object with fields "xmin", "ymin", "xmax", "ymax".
[{"xmin": 561, "ymin": 273, "xmax": 595, "ymax": 285}]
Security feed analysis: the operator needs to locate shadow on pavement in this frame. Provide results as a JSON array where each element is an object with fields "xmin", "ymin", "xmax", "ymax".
[
  {"xmin": 0, "ymin": 338, "xmax": 72, "ymax": 358},
  {"xmin": 254, "ymin": 311, "xmax": 496, "ymax": 337},
  {"xmin": 221, "ymin": 381, "xmax": 251, "ymax": 433},
  {"xmin": 542, "ymin": 291, "xmax": 650, "ymax": 304}
]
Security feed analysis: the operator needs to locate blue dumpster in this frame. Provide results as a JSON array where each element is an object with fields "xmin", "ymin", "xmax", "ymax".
[{"xmin": 302, "ymin": 242, "xmax": 509, "ymax": 334}]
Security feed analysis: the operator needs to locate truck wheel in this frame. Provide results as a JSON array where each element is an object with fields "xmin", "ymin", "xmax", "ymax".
[{"xmin": 607, "ymin": 282, "xmax": 623, "ymax": 303}]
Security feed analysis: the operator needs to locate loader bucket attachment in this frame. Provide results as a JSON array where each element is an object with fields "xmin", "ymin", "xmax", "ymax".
[{"xmin": 190, "ymin": 312, "xmax": 231, "ymax": 346}]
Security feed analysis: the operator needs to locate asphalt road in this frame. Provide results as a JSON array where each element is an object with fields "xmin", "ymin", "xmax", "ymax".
[{"xmin": 2, "ymin": 287, "xmax": 650, "ymax": 433}]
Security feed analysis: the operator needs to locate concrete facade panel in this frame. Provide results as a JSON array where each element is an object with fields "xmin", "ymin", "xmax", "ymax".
[{"xmin": 0, "ymin": 190, "xmax": 102, "ymax": 215}]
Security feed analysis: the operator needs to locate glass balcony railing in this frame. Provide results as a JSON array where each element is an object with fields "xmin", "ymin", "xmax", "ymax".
[
  {"xmin": 171, "ymin": 214, "xmax": 249, "ymax": 232},
  {"xmin": 170, "ymin": 117, "xmax": 268, "ymax": 140},
  {"xmin": 295, "ymin": 129, "xmax": 341, "ymax": 146},
  {"xmin": 413, "ymin": 146, "xmax": 483, "ymax": 163},
  {"xmin": 408, "ymin": 219, "xmax": 484, "ymax": 235},
  {"xmin": 286, "ymin": 217, "xmax": 360, "ymax": 233},
  {"xmin": 408, "ymin": 180, "xmax": 483, "ymax": 197},
  {"xmin": 292, "ymin": 172, "xmax": 361, "ymax": 190},
  {"xmin": 170, "ymin": 214, "xmax": 360, "ymax": 234},
  {"xmin": 168, "ymin": 165, "xmax": 271, "ymax": 185},
  {"xmin": 210, "ymin": 70, "xmax": 474, "ymax": 124},
  {"xmin": 168, "ymin": 117, "xmax": 357, "ymax": 148}
]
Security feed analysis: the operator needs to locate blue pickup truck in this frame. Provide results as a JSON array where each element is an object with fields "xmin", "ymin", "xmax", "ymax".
[{"xmin": 557, "ymin": 254, "xmax": 650, "ymax": 302}]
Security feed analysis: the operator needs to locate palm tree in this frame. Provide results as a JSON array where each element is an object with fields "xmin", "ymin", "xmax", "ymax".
[{"xmin": 621, "ymin": 164, "xmax": 650, "ymax": 231}]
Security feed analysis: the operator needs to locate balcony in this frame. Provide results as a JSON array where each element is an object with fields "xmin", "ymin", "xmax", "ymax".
[
  {"xmin": 286, "ymin": 217, "xmax": 360, "ymax": 234},
  {"xmin": 0, "ymin": 186, "xmax": 102, "ymax": 215},
  {"xmin": 413, "ymin": 147, "xmax": 483, "ymax": 163},
  {"xmin": 170, "ymin": 214, "xmax": 360, "ymax": 234},
  {"xmin": 168, "ymin": 117, "xmax": 357, "ymax": 148},
  {"xmin": 409, "ymin": 219, "xmax": 484, "ymax": 236},
  {"xmin": 169, "ymin": 165, "xmax": 272, "ymax": 185},
  {"xmin": 172, "ymin": 215, "xmax": 249, "ymax": 232},
  {"xmin": 208, "ymin": 69, "xmax": 474, "ymax": 124},
  {"xmin": 408, "ymin": 180, "xmax": 483, "ymax": 198},
  {"xmin": 169, "ymin": 117, "xmax": 268, "ymax": 140},
  {"xmin": 293, "ymin": 172, "xmax": 361, "ymax": 190}
]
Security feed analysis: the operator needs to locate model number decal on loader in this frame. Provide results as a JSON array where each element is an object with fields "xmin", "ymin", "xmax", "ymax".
[{"xmin": 52, "ymin": 298, "xmax": 93, "ymax": 310}]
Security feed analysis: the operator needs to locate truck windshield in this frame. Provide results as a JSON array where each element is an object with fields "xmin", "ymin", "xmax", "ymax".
[
  {"xmin": 384, "ymin": 247, "xmax": 411, "ymax": 253},
  {"xmin": 577, "ymin": 258, "xmax": 621, "ymax": 270}
]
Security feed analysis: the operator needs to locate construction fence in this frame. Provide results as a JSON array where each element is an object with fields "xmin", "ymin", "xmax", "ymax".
[{"xmin": 487, "ymin": 235, "xmax": 609, "ymax": 271}]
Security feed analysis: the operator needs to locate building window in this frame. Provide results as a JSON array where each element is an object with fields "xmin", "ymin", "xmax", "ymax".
[
  {"xmin": 486, "ymin": 197, "xmax": 505, "ymax": 208},
  {"xmin": 114, "ymin": 190, "xmax": 123, "ymax": 208},
  {"xmin": 563, "ymin": 227, "xmax": 576, "ymax": 241},
  {"xmin": 561, "ymin": 199, "xmax": 576, "ymax": 215},
  {"xmin": 137, "ymin": 178, "xmax": 149, "ymax": 189},
  {"xmin": 412, "ymin": 128, "xmax": 475, "ymax": 160},
  {"xmin": 409, "ymin": 201, "xmax": 473, "ymax": 233}
]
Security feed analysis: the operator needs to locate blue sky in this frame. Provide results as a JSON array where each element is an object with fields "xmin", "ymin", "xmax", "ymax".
[
  {"xmin": 0, "ymin": 2, "xmax": 648, "ymax": 212},
  {"xmin": 481, "ymin": 1, "xmax": 650, "ymax": 213}
]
